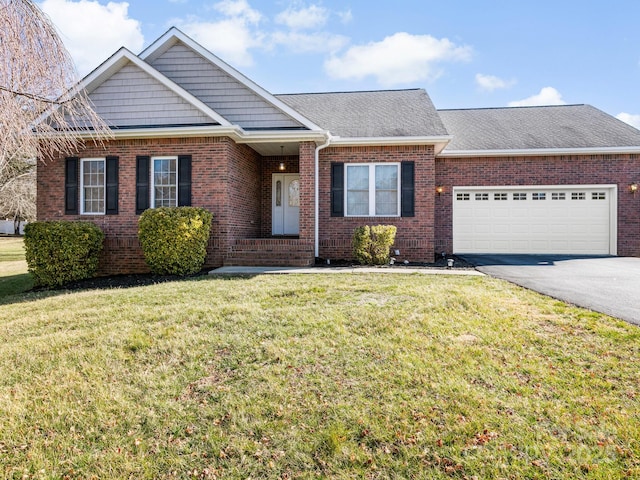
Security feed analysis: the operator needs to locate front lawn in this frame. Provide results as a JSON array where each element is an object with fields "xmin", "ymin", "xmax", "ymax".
[
  {"xmin": 0, "ymin": 269, "xmax": 638, "ymax": 478},
  {"xmin": 0, "ymin": 236, "xmax": 32, "ymax": 299}
]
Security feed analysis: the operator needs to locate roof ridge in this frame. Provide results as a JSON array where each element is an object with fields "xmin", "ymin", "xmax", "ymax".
[
  {"xmin": 438, "ymin": 104, "xmax": 587, "ymax": 112},
  {"xmin": 276, "ymin": 88, "xmax": 424, "ymax": 96}
]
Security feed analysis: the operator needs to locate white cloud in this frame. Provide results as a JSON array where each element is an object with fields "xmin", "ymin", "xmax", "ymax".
[
  {"xmin": 177, "ymin": 1, "xmax": 263, "ymax": 66},
  {"xmin": 39, "ymin": 0, "xmax": 144, "ymax": 75},
  {"xmin": 475, "ymin": 73, "xmax": 515, "ymax": 92},
  {"xmin": 275, "ymin": 4, "xmax": 328, "ymax": 30},
  {"xmin": 213, "ymin": 0, "xmax": 261, "ymax": 24},
  {"xmin": 617, "ymin": 112, "xmax": 640, "ymax": 129},
  {"xmin": 508, "ymin": 87, "xmax": 566, "ymax": 107},
  {"xmin": 178, "ymin": 18, "xmax": 263, "ymax": 67},
  {"xmin": 270, "ymin": 31, "xmax": 348, "ymax": 54},
  {"xmin": 324, "ymin": 32, "xmax": 472, "ymax": 86},
  {"xmin": 337, "ymin": 9, "xmax": 352, "ymax": 24}
]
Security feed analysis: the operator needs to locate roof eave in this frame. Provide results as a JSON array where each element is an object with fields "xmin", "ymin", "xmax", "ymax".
[
  {"xmin": 330, "ymin": 135, "xmax": 453, "ymax": 154},
  {"xmin": 438, "ymin": 146, "xmax": 640, "ymax": 157},
  {"xmin": 71, "ymin": 125, "xmax": 329, "ymax": 144}
]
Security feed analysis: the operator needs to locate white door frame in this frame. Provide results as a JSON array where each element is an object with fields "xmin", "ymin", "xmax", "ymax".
[{"xmin": 272, "ymin": 173, "xmax": 300, "ymax": 235}]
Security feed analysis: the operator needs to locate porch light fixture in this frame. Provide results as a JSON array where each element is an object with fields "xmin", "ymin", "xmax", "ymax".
[
  {"xmin": 436, "ymin": 186, "xmax": 444, "ymax": 194},
  {"xmin": 278, "ymin": 145, "xmax": 286, "ymax": 171},
  {"xmin": 630, "ymin": 183, "xmax": 638, "ymax": 194}
]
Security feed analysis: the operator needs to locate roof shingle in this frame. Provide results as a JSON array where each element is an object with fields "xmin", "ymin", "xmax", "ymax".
[
  {"xmin": 276, "ymin": 89, "xmax": 448, "ymax": 138},
  {"xmin": 438, "ymin": 104, "xmax": 640, "ymax": 151}
]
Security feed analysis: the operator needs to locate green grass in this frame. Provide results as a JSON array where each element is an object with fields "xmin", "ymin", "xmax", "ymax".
[
  {"xmin": 0, "ymin": 263, "xmax": 639, "ymax": 478},
  {"xmin": 0, "ymin": 236, "xmax": 33, "ymax": 299}
]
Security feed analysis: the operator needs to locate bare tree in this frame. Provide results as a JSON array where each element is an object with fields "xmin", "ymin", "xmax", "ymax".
[
  {"xmin": 0, "ymin": 0, "xmax": 111, "ymax": 189},
  {"xmin": 0, "ymin": 156, "xmax": 35, "ymax": 233}
]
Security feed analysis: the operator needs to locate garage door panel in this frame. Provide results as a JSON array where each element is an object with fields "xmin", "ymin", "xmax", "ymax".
[{"xmin": 453, "ymin": 186, "xmax": 613, "ymax": 255}]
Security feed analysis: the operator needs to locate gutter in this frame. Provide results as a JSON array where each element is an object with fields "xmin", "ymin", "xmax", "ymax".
[
  {"xmin": 314, "ymin": 134, "xmax": 332, "ymax": 258},
  {"xmin": 438, "ymin": 146, "xmax": 640, "ymax": 157}
]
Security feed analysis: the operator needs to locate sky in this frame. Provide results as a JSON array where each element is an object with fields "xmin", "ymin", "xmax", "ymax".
[{"xmin": 37, "ymin": 0, "xmax": 640, "ymax": 129}]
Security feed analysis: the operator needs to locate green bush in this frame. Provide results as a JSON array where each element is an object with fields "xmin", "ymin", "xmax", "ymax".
[
  {"xmin": 352, "ymin": 225, "xmax": 397, "ymax": 265},
  {"xmin": 24, "ymin": 221, "xmax": 104, "ymax": 287},
  {"xmin": 138, "ymin": 207, "xmax": 213, "ymax": 275}
]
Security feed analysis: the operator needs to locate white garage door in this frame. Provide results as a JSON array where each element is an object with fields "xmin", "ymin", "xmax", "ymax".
[{"xmin": 453, "ymin": 186, "xmax": 616, "ymax": 255}]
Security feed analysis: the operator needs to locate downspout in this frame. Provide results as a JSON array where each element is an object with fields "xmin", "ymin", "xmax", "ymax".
[{"xmin": 314, "ymin": 133, "xmax": 332, "ymax": 259}]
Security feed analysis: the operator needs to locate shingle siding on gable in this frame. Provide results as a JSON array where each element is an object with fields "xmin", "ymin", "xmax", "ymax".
[
  {"xmin": 89, "ymin": 63, "xmax": 214, "ymax": 127},
  {"xmin": 148, "ymin": 43, "xmax": 303, "ymax": 130}
]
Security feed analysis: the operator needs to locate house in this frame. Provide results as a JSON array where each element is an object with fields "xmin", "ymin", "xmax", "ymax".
[{"xmin": 37, "ymin": 28, "xmax": 640, "ymax": 275}]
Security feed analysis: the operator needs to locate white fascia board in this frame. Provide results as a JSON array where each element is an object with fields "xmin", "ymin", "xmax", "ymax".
[
  {"xmin": 139, "ymin": 28, "xmax": 324, "ymax": 132},
  {"xmin": 81, "ymin": 48, "xmax": 232, "ymax": 127},
  {"xmin": 73, "ymin": 125, "xmax": 329, "ymax": 144},
  {"xmin": 439, "ymin": 146, "xmax": 640, "ymax": 157},
  {"xmin": 237, "ymin": 130, "xmax": 329, "ymax": 144},
  {"xmin": 74, "ymin": 125, "xmax": 243, "ymax": 140},
  {"xmin": 330, "ymin": 135, "xmax": 452, "ymax": 153}
]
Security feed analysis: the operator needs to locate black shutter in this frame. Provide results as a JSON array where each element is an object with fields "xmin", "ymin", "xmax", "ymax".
[
  {"xmin": 401, "ymin": 161, "xmax": 415, "ymax": 217},
  {"xmin": 105, "ymin": 156, "xmax": 119, "ymax": 215},
  {"xmin": 331, "ymin": 162, "xmax": 344, "ymax": 217},
  {"xmin": 65, "ymin": 157, "xmax": 79, "ymax": 215},
  {"xmin": 136, "ymin": 155, "xmax": 150, "ymax": 214},
  {"xmin": 177, "ymin": 155, "xmax": 192, "ymax": 206}
]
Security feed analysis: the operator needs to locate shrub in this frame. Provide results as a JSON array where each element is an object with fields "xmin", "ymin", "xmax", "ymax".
[
  {"xmin": 138, "ymin": 207, "xmax": 213, "ymax": 275},
  {"xmin": 24, "ymin": 221, "xmax": 104, "ymax": 287},
  {"xmin": 352, "ymin": 225, "xmax": 397, "ymax": 265}
]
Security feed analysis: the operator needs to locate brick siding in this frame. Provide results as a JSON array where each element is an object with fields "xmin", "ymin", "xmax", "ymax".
[
  {"xmin": 435, "ymin": 153, "xmax": 640, "ymax": 256},
  {"xmin": 317, "ymin": 145, "xmax": 436, "ymax": 263},
  {"xmin": 37, "ymin": 136, "xmax": 262, "ymax": 275}
]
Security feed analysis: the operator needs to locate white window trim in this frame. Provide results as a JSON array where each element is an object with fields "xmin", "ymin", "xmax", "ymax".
[
  {"xmin": 151, "ymin": 156, "xmax": 179, "ymax": 208},
  {"xmin": 80, "ymin": 157, "xmax": 106, "ymax": 215},
  {"xmin": 344, "ymin": 163, "xmax": 401, "ymax": 217}
]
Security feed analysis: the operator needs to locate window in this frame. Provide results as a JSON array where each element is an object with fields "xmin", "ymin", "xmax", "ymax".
[
  {"xmin": 513, "ymin": 193, "xmax": 527, "ymax": 200},
  {"xmin": 81, "ymin": 158, "xmax": 105, "ymax": 214},
  {"xmin": 494, "ymin": 193, "xmax": 508, "ymax": 201},
  {"xmin": 552, "ymin": 192, "xmax": 566, "ymax": 200},
  {"xmin": 136, "ymin": 155, "xmax": 191, "ymax": 214},
  {"xmin": 475, "ymin": 193, "xmax": 489, "ymax": 201},
  {"xmin": 532, "ymin": 192, "xmax": 546, "ymax": 200},
  {"xmin": 592, "ymin": 192, "xmax": 606, "ymax": 200},
  {"xmin": 456, "ymin": 193, "xmax": 470, "ymax": 201},
  {"xmin": 66, "ymin": 156, "xmax": 118, "ymax": 215},
  {"xmin": 345, "ymin": 163, "xmax": 399, "ymax": 216},
  {"xmin": 152, "ymin": 156, "xmax": 178, "ymax": 208},
  {"xmin": 571, "ymin": 192, "xmax": 586, "ymax": 200}
]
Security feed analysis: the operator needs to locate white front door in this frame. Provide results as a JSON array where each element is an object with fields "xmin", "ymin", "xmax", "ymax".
[{"xmin": 272, "ymin": 174, "xmax": 300, "ymax": 235}]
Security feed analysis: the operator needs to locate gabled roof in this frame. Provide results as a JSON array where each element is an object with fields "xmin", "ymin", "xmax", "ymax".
[
  {"xmin": 140, "ymin": 28, "xmax": 322, "ymax": 131},
  {"xmin": 80, "ymin": 47, "xmax": 232, "ymax": 128},
  {"xmin": 277, "ymin": 89, "xmax": 448, "ymax": 138},
  {"xmin": 438, "ymin": 104, "xmax": 640, "ymax": 155}
]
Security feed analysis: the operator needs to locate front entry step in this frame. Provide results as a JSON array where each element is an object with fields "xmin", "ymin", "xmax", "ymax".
[{"xmin": 224, "ymin": 238, "xmax": 314, "ymax": 267}]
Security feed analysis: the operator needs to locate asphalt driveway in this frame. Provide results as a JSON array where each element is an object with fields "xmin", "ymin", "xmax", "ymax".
[{"xmin": 461, "ymin": 255, "xmax": 640, "ymax": 326}]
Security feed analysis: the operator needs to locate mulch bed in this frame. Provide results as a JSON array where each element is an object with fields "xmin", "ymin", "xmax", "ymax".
[{"xmin": 40, "ymin": 255, "xmax": 475, "ymax": 292}]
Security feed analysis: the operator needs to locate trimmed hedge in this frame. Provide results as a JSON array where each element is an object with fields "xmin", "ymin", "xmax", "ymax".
[
  {"xmin": 352, "ymin": 225, "xmax": 397, "ymax": 265},
  {"xmin": 138, "ymin": 207, "xmax": 213, "ymax": 275},
  {"xmin": 24, "ymin": 221, "xmax": 104, "ymax": 287}
]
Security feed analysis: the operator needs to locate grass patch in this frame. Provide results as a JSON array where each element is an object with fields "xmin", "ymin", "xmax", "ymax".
[
  {"xmin": 0, "ymin": 273, "xmax": 638, "ymax": 478},
  {"xmin": 0, "ymin": 237, "xmax": 32, "ymax": 299}
]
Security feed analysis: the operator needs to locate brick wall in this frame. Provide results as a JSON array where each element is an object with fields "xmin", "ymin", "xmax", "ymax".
[
  {"xmin": 434, "ymin": 153, "xmax": 640, "ymax": 256},
  {"xmin": 317, "ymin": 145, "xmax": 436, "ymax": 262},
  {"xmin": 37, "ymin": 136, "xmax": 263, "ymax": 275}
]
